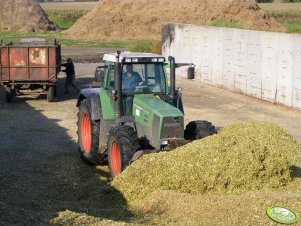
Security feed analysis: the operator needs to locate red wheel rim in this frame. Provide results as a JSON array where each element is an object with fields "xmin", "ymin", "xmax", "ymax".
[
  {"xmin": 81, "ymin": 113, "xmax": 91, "ymax": 153},
  {"xmin": 110, "ymin": 140, "xmax": 121, "ymax": 176}
]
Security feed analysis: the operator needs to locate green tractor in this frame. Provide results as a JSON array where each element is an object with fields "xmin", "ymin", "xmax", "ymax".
[{"xmin": 77, "ymin": 51, "xmax": 215, "ymax": 177}]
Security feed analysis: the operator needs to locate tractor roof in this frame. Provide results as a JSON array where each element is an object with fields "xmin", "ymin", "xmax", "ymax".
[{"xmin": 103, "ymin": 52, "xmax": 165, "ymax": 63}]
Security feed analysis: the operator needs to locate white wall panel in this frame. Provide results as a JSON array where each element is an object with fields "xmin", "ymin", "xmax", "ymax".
[{"xmin": 162, "ymin": 24, "xmax": 301, "ymax": 110}]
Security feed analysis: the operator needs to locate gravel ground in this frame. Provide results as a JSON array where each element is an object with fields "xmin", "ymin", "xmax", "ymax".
[{"xmin": 0, "ymin": 61, "xmax": 300, "ymax": 225}]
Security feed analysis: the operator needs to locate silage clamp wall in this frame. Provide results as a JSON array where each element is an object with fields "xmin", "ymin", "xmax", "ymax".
[{"xmin": 162, "ymin": 23, "xmax": 301, "ymax": 110}]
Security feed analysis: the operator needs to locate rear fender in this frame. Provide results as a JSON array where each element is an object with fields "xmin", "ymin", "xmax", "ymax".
[{"xmin": 77, "ymin": 88, "xmax": 101, "ymax": 121}]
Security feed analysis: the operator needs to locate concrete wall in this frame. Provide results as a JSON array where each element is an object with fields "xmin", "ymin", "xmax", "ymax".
[{"xmin": 162, "ymin": 23, "xmax": 301, "ymax": 110}]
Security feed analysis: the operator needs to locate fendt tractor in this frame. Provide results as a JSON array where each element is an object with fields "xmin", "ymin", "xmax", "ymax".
[{"xmin": 77, "ymin": 51, "xmax": 216, "ymax": 177}]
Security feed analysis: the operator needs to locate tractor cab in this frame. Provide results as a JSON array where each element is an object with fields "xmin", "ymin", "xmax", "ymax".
[{"xmin": 99, "ymin": 52, "xmax": 169, "ymax": 116}]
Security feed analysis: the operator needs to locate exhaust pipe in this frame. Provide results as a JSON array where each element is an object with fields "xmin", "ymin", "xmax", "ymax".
[
  {"xmin": 168, "ymin": 56, "xmax": 176, "ymax": 98},
  {"xmin": 115, "ymin": 51, "xmax": 122, "ymax": 124}
]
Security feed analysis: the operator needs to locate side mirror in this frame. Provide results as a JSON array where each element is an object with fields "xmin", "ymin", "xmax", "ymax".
[
  {"xmin": 187, "ymin": 65, "xmax": 195, "ymax": 79},
  {"xmin": 95, "ymin": 66, "xmax": 104, "ymax": 82}
]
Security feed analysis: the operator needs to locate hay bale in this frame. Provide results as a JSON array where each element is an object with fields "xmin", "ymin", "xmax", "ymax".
[
  {"xmin": 0, "ymin": 0, "xmax": 55, "ymax": 32},
  {"xmin": 66, "ymin": 0, "xmax": 284, "ymax": 41},
  {"xmin": 112, "ymin": 122, "xmax": 301, "ymax": 202}
]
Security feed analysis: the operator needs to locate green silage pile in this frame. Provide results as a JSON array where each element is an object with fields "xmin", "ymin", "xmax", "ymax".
[{"xmin": 112, "ymin": 122, "xmax": 301, "ymax": 202}]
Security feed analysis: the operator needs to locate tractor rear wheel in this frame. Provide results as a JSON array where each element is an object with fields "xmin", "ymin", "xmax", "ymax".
[
  {"xmin": 107, "ymin": 126, "xmax": 139, "ymax": 177},
  {"xmin": 78, "ymin": 99, "xmax": 101, "ymax": 165},
  {"xmin": 184, "ymin": 120, "xmax": 216, "ymax": 140}
]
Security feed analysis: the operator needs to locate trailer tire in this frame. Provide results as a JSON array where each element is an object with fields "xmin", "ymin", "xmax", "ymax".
[
  {"xmin": 53, "ymin": 85, "xmax": 57, "ymax": 97},
  {"xmin": 107, "ymin": 126, "xmax": 139, "ymax": 177},
  {"xmin": 47, "ymin": 86, "xmax": 55, "ymax": 102},
  {"xmin": 78, "ymin": 99, "xmax": 101, "ymax": 165},
  {"xmin": 184, "ymin": 120, "xmax": 216, "ymax": 140},
  {"xmin": 5, "ymin": 87, "xmax": 13, "ymax": 103}
]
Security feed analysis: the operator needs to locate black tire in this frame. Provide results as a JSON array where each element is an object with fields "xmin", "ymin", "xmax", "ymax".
[
  {"xmin": 53, "ymin": 85, "xmax": 57, "ymax": 97},
  {"xmin": 5, "ymin": 87, "xmax": 13, "ymax": 103},
  {"xmin": 47, "ymin": 86, "xmax": 55, "ymax": 102},
  {"xmin": 107, "ymin": 126, "xmax": 139, "ymax": 177},
  {"xmin": 78, "ymin": 99, "xmax": 101, "ymax": 165},
  {"xmin": 184, "ymin": 120, "xmax": 216, "ymax": 140}
]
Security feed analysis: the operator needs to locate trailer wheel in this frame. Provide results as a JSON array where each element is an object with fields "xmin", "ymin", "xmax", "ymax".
[
  {"xmin": 5, "ymin": 87, "xmax": 13, "ymax": 103},
  {"xmin": 184, "ymin": 120, "xmax": 216, "ymax": 140},
  {"xmin": 53, "ymin": 85, "xmax": 57, "ymax": 97},
  {"xmin": 107, "ymin": 126, "xmax": 139, "ymax": 177},
  {"xmin": 78, "ymin": 99, "xmax": 101, "ymax": 165},
  {"xmin": 47, "ymin": 86, "xmax": 55, "ymax": 102}
]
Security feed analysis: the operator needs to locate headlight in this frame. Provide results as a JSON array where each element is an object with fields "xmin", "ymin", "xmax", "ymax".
[{"xmin": 160, "ymin": 140, "xmax": 168, "ymax": 145}]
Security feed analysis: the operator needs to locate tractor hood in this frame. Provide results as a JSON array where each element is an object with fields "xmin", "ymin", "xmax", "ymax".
[
  {"xmin": 133, "ymin": 94, "xmax": 183, "ymax": 118},
  {"xmin": 133, "ymin": 94, "xmax": 184, "ymax": 149}
]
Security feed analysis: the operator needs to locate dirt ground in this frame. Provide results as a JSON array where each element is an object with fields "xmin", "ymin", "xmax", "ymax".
[{"xmin": 0, "ymin": 58, "xmax": 301, "ymax": 225}]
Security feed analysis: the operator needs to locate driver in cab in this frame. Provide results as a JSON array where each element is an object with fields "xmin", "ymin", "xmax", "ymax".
[
  {"xmin": 122, "ymin": 64, "xmax": 142, "ymax": 115},
  {"xmin": 122, "ymin": 64, "xmax": 142, "ymax": 92}
]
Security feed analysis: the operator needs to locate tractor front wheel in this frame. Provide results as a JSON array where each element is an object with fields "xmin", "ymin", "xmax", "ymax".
[
  {"xmin": 78, "ymin": 99, "xmax": 101, "ymax": 165},
  {"xmin": 107, "ymin": 126, "xmax": 139, "ymax": 177},
  {"xmin": 184, "ymin": 120, "xmax": 216, "ymax": 140}
]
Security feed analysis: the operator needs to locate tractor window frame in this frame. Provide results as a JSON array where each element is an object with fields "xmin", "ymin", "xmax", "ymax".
[
  {"xmin": 121, "ymin": 63, "xmax": 167, "ymax": 96},
  {"xmin": 104, "ymin": 61, "xmax": 115, "ymax": 90}
]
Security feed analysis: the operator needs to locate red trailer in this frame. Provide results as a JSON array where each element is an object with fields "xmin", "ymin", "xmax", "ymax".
[{"xmin": 0, "ymin": 38, "xmax": 61, "ymax": 102}]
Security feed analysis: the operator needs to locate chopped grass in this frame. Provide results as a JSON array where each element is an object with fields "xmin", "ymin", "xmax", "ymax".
[
  {"xmin": 112, "ymin": 122, "xmax": 301, "ymax": 203},
  {"xmin": 40, "ymin": 2, "xmax": 97, "ymax": 11},
  {"xmin": 208, "ymin": 21, "xmax": 244, "ymax": 29}
]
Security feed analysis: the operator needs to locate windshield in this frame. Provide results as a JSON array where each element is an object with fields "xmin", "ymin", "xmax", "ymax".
[{"xmin": 122, "ymin": 63, "xmax": 166, "ymax": 95}]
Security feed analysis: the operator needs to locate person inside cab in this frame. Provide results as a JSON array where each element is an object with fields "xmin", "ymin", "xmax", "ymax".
[
  {"xmin": 122, "ymin": 64, "xmax": 142, "ymax": 115},
  {"xmin": 122, "ymin": 64, "xmax": 142, "ymax": 91}
]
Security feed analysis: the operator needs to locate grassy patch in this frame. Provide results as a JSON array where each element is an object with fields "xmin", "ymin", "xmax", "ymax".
[
  {"xmin": 259, "ymin": 3, "xmax": 301, "ymax": 12},
  {"xmin": 0, "ymin": 31, "xmax": 56, "ymax": 44},
  {"xmin": 46, "ymin": 9, "xmax": 89, "ymax": 30},
  {"xmin": 267, "ymin": 10, "xmax": 301, "ymax": 23},
  {"xmin": 129, "ymin": 40, "xmax": 162, "ymax": 54},
  {"xmin": 0, "ymin": 31, "xmax": 145, "ymax": 49},
  {"xmin": 259, "ymin": 3, "xmax": 301, "ymax": 33},
  {"xmin": 41, "ymin": 2, "xmax": 95, "ymax": 29},
  {"xmin": 283, "ymin": 22, "xmax": 301, "ymax": 33},
  {"xmin": 0, "ymin": 31, "xmax": 159, "ymax": 50}
]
